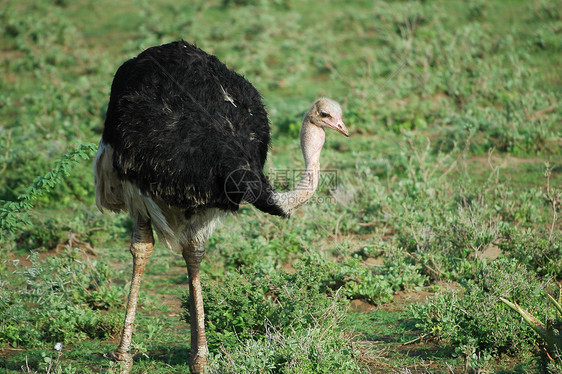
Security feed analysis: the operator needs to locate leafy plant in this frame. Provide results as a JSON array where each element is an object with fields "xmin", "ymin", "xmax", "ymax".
[
  {"xmin": 184, "ymin": 257, "xmax": 343, "ymax": 350},
  {"xmin": 501, "ymin": 229, "xmax": 562, "ymax": 279},
  {"xmin": 206, "ymin": 310, "xmax": 363, "ymax": 374},
  {"xmin": 0, "ymin": 249, "xmax": 123, "ymax": 348},
  {"xmin": 412, "ymin": 258, "xmax": 548, "ymax": 360},
  {"xmin": 0, "ymin": 143, "xmax": 97, "ymax": 238},
  {"xmin": 183, "ymin": 258, "xmax": 364, "ymax": 372},
  {"xmin": 501, "ymin": 288, "xmax": 562, "ymax": 364}
]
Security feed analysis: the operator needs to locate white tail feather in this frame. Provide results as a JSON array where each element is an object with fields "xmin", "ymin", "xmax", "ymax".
[{"xmin": 94, "ymin": 141, "xmax": 223, "ymax": 251}]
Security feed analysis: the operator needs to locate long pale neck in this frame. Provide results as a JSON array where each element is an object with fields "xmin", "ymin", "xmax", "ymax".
[{"xmin": 273, "ymin": 118, "xmax": 325, "ymax": 216}]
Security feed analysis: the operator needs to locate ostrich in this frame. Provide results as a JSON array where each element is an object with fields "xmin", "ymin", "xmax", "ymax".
[{"xmin": 94, "ymin": 40, "xmax": 348, "ymax": 374}]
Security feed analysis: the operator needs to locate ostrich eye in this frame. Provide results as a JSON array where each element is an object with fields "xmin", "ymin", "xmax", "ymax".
[{"xmin": 318, "ymin": 110, "xmax": 331, "ymax": 118}]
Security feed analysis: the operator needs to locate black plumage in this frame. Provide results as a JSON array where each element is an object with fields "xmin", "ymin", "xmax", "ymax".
[{"xmin": 102, "ymin": 40, "xmax": 285, "ymax": 217}]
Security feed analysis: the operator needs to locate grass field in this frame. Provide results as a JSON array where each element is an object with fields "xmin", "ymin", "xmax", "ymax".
[{"xmin": 1, "ymin": 0, "xmax": 561, "ymax": 373}]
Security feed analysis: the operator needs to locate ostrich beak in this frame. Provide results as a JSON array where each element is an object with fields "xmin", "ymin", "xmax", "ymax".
[{"xmin": 327, "ymin": 120, "xmax": 349, "ymax": 137}]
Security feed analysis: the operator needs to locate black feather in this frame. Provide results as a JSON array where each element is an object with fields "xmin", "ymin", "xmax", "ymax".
[{"xmin": 102, "ymin": 40, "xmax": 287, "ymax": 218}]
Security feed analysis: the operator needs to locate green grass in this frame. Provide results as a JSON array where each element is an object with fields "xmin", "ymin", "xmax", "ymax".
[{"xmin": 1, "ymin": 0, "xmax": 561, "ymax": 373}]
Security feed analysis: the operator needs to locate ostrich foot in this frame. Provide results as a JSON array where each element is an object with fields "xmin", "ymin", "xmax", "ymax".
[
  {"xmin": 183, "ymin": 240, "xmax": 209, "ymax": 374},
  {"xmin": 112, "ymin": 350, "xmax": 133, "ymax": 374},
  {"xmin": 189, "ymin": 347, "xmax": 209, "ymax": 374},
  {"xmin": 190, "ymin": 359, "xmax": 207, "ymax": 374}
]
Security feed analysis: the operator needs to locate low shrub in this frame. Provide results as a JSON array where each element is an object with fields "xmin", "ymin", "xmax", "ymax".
[
  {"xmin": 411, "ymin": 258, "xmax": 548, "ymax": 362},
  {"xmin": 0, "ymin": 250, "xmax": 124, "ymax": 347},
  {"xmin": 182, "ymin": 257, "xmax": 365, "ymax": 372},
  {"xmin": 207, "ymin": 314, "xmax": 363, "ymax": 374},
  {"xmin": 500, "ymin": 227, "xmax": 562, "ymax": 278}
]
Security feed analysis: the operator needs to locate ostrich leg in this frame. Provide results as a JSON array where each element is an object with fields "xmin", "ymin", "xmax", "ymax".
[
  {"xmin": 182, "ymin": 240, "xmax": 208, "ymax": 374},
  {"xmin": 114, "ymin": 217, "xmax": 154, "ymax": 373}
]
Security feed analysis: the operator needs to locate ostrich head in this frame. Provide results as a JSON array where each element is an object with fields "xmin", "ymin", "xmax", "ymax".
[
  {"xmin": 305, "ymin": 98, "xmax": 349, "ymax": 137},
  {"xmin": 299, "ymin": 98, "xmax": 349, "ymax": 170},
  {"xmin": 273, "ymin": 98, "xmax": 348, "ymax": 216}
]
